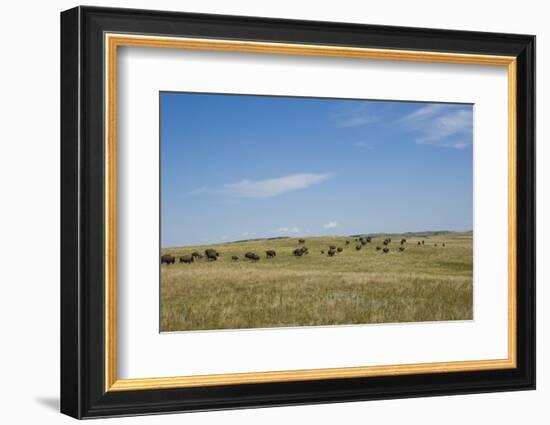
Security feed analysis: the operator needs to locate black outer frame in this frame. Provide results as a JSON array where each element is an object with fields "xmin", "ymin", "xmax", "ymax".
[{"xmin": 60, "ymin": 6, "xmax": 535, "ymax": 419}]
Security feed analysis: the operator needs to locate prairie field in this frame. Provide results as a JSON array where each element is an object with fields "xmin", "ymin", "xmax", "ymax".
[{"xmin": 160, "ymin": 232, "xmax": 473, "ymax": 332}]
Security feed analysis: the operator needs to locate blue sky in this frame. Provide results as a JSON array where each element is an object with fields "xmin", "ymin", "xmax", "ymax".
[{"xmin": 161, "ymin": 92, "xmax": 473, "ymax": 247}]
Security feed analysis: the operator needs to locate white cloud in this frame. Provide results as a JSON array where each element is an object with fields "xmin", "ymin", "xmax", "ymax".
[
  {"xmin": 274, "ymin": 226, "xmax": 302, "ymax": 234},
  {"xmin": 323, "ymin": 221, "xmax": 340, "ymax": 229},
  {"xmin": 222, "ymin": 173, "xmax": 333, "ymax": 199},
  {"xmin": 401, "ymin": 104, "xmax": 473, "ymax": 149},
  {"xmin": 332, "ymin": 102, "xmax": 380, "ymax": 128}
]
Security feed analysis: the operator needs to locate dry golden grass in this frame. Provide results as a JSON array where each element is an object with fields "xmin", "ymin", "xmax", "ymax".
[{"xmin": 160, "ymin": 232, "xmax": 472, "ymax": 331}]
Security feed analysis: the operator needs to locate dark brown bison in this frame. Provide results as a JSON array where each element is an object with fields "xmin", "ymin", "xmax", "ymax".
[
  {"xmin": 417, "ymin": 241, "xmax": 421, "ymax": 246},
  {"xmin": 400, "ymin": 238, "xmax": 406, "ymax": 245},
  {"xmin": 329, "ymin": 245, "xmax": 337, "ymax": 250},
  {"xmin": 327, "ymin": 248, "xmax": 337, "ymax": 257},
  {"xmin": 366, "ymin": 236, "xmax": 372, "ymax": 243},
  {"xmin": 266, "ymin": 250, "xmax": 276, "ymax": 258},
  {"xmin": 442, "ymin": 243, "xmax": 446, "ymax": 247},
  {"xmin": 376, "ymin": 246, "xmax": 382, "ymax": 251},
  {"xmin": 383, "ymin": 239, "xmax": 389, "ymax": 245},
  {"xmin": 231, "ymin": 255, "xmax": 239, "ymax": 261},
  {"xmin": 191, "ymin": 251, "xmax": 200, "ymax": 258},
  {"xmin": 205, "ymin": 248, "xmax": 218, "ymax": 261},
  {"xmin": 161, "ymin": 254, "xmax": 175, "ymax": 265},
  {"xmin": 179, "ymin": 254, "xmax": 194, "ymax": 264},
  {"xmin": 360, "ymin": 239, "xmax": 367, "ymax": 245},
  {"xmin": 398, "ymin": 247, "xmax": 405, "ymax": 252},
  {"xmin": 346, "ymin": 240, "xmax": 350, "ymax": 245},
  {"xmin": 337, "ymin": 247, "xmax": 343, "ymax": 252},
  {"xmin": 383, "ymin": 247, "xmax": 389, "ymax": 253},
  {"xmin": 293, "ymin": 247, "xmax": 307, "ymax": 257},
  {"xmin": 298, "ymin": 239, "xmax": 306, "ymax": 244},
  {"xmin": 356, "ymin": 245, "xmax": 362, "ymax": 251},
  {"xmin": 422, "ymin": 240, "xmax": 425, "ymax": 245},
  {"xmin": 320, "ymin": 250, "xmax": 325, "ymax": 254},
  {"xmin": 245, "ymin": 252, "xmax": 260, "ymax": 261}
]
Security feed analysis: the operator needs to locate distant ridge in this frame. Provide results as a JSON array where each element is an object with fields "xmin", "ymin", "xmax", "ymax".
[
  {"xmin": 349, "ymin": 230, "xmax": 472, "ymax": 238},
  {"xmin": 230, "ymin": 236, "xmax": 290, "ymax": 244}
]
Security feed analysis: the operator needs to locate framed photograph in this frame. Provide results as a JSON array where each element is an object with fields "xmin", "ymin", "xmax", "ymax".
[{"xmin": 60, "ymin": 6, "xmax": 535, "ymax": 419}]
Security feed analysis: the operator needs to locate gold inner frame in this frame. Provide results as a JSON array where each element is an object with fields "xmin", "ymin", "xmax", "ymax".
[{"xmin": 104, "ymin": 33, "xmax": 517, "ymax": 392}]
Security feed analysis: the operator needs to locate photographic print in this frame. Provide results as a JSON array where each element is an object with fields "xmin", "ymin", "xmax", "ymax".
[{"xmin": 160, "ymin": 92, "xmax": 473, "ymax": 332}]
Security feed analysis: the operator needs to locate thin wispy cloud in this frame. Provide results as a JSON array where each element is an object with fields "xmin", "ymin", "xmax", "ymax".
[
  {"xmin": 401, "ymin": 104, "xmax": 473, "ymax": 149},
  {"xmin": 332, "ymin": 102, "xmax": 380, "ymax": 128},
  {"xmin": 274, "ymin": 226, "xmax": 302, "ymax": 234},
  {"xmin": 323, "ymin": 221, "xmax": 340, "ymax": 229},
  {"xmin": 192, "ymin": 173, "xmax": 333, "ymax": 199},
  {"xmin": 353, "ymin": 141, "xmax": 374, "ymax": 150}
]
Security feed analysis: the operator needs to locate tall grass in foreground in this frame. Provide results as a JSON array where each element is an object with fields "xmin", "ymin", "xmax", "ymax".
[{"xmin": 160, "ymin": 233, "xmax": 472, "ymax": 331}]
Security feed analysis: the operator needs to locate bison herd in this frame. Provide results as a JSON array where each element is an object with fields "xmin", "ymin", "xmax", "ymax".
[{"xmin": 161, "ymin": 237, "xmax": 447, "ymax": 265}]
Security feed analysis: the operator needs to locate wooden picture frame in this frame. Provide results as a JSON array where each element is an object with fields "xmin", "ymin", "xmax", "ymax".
[{"xmin": 61, "ymin": 5, "xmax": 535, "ymax": 419}]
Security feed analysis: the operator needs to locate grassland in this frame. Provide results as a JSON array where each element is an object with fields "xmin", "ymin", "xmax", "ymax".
[{"xmin": 160, "ymin": 232, "xmax": 472, "ymax": 332}]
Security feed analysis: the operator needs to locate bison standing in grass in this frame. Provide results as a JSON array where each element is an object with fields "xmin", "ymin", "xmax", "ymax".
[
  {"xmin": 266, "ymin": 250, "xmax": 276, "ymax": 258},
  {"xmin": 366, "ymin": 236, "xmax": 372, "ymax": 243},
  {"xmin": 161, "ymin": 254, "xmax": 175, "ymax": 265},
  {"xmin": 400, "ymin": 238, "xmax": 406, "ymax": 245},
  {"xmin": 327, "ymin": 248, "xmax": 337, "ymax": 257},
  {"xmin": 298, "ymin": 239, "xmax": 306, "ymax": 244},
  {"xmin": 376, "ymin": 246, "xmax": 382, "ymax": 251},
  {"xmin": 398, "ymin": 247, "xmax": 405, "ymax": 252},
  {"xmin": 231, "ymin": 255, "xmax": 239, "ymax": 261},
  {"xmin": 179, "ymin": 254, "xmax": 194, "ymax": 264},
  {"xmin": 383, "ymin": 247, "xmax": 389, "ymax": 253},
  {"xmin": 245, "ymin": 252, "xmax": 260, "ymax": 261},
  {"xmin": 293, "ymin": 247, "xmax": 307, "ymax": 257},
  {"xmin": 337, "ymin": 247, "xmax": 343, "ymax": 253},
  {"xmin": 205, "ymin": 248, "xmax": 219, "ymax": 261},
  {"xmin": 356, "ymin": 245, "xmax": 362, "ymax": 251}
]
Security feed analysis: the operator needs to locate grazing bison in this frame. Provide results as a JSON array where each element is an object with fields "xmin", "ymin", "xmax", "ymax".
[
  {"xmin": 360, "ymin": 240, "xmax": 367, "ymax": 246},
  {"xmin": 417, "ymin": 241, "xmax": 421, "ymax": 246},
  {"xmin": 383, "ymin": 247, "xmax": 390, "ymax": 253},
  {"xmin": 327, "ymin": 248, "xmax": 337, "ymax": 257},
  {"xmin": 191, "ymin": 251, "xmax": 200, "ymax": 258},
  {"xmin": 161, "ymin": 254, "xmax": 175, "ymax": 265},
  {"xmin": 298, "ymin": 239, "xmax": 306, "ymax": 244},
  {"xmin": 366, "ymin": 236, "xmax": 372, "ymax": 243},
  {"xmin": 376, "ymin": 246, "xmax": 382, "ymax": 251},
  {"xmin": 329, "ymin": 245, "xmax": 337, "ymax": 250},
  {"xmin": 337, "ymin": 247, "xmax": 343, "ymax": 252},
  {"xmin": 400, "ymin": 238, "xmax": 406, "ymax": 245},
  {"xmin": 422, "ymin": 240, "xmax": 425, "ymax": 245},
  {"xmin": 442, "ymin": 243, "xmax": 446, "ymax": 247},
  {"xmin": 245, "ymin": 252, "xmax": 260, "ymax": 261},
  {"xmin": 179, "ymin": 254, "xmax": 194, "ymax": 264},
  {"xmin": 383, "ymin": 240, "xmax": 389, "ymax": 245},
  {"xmin": 231, "ymin": 255, "xmax": 239, "ymax": 261},
  {"xmin": 293, "ymin": 247, "xmax": 307, "ymax": 257},
  {"xmin": 205, "ymin": 248, "xmax": 218, "ymax": 261},
  {"xmin": 356, "ymin": 245, "xmax": 362, "ymax": 251},
  {"xmin": 266, "ymin": 250, "xmax": 276, "ymax": 258},
  {"xmin": 320, "ymin": 250, "xmax": 325, "ymax": 254},
  {"xmin": 398, "ymin": 247, "xmax": 405, "ymax": 252}
]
